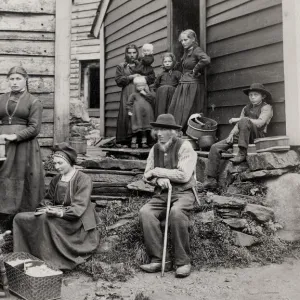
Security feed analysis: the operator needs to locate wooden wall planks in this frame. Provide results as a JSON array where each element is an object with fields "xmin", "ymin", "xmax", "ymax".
[
  {"xmin": 0, "ymin": 0, "xmax": 56, "ymax": 156},
  {"xmin": 206, "ymin": 0, "xmax": 285, "ymax": 140}
]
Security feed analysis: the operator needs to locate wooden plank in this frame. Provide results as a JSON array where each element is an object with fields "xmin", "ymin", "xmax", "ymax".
[
  {"xmin": 207, "ymin": 24, "xmax": 283, "ymax": 58},
  {"xmin": 107, "ymin": 0, "xmax": 130, "ymax": 13},
  {"xmin": 0, "ymin": 0, "xmax": 55, "ymax": 14},
  {"xmin": 207, "ymin": 0, "xmax": 282, "ymax": 27},
  {"xmin": 105, "ymin": 0, "xmax": 152, "ymax": 26},
  {"xmin": 266, "ymin": 122, "xmax": 286, "ymax": 137},
  {"xmin": 87, "ymin": 173, "xmax": 135, "ymax": 183},
  {"xmin": 72, "ymin": 10, "xmax": 98, "ymax": 20},
  {"xmin": 208, "ymin": 102, "xmax": 285, "ymax": 125},
  {"xmin": 74, "ymin": 0, "xmax": 100, "ymax": 5},
  {"xmin": 106, "ymin": 86, "xmax": 121, "ymax": 94},
  {"xmin": 0, "ymin": 14, "xmax": 55, "ymax": 32},
  {"xmin": 70, "ymin": 90, "xmax": 79, "ymax": 98},
  {"xmin": 0, "ymin": 40, "xmax": 54, "ymax": 57},
  {"xmin": 105, "ymin": 126, "xmax": 116, "ymax": 137},
  {"xmin": 207, "ymin": 62, "xmax": 284, "ymax": 92},
  {"xmin": 0, "ymin": 31, "xmax": 55, "ymax": 41},
  {"xmin": 106, "ymin": 35, "xmax": 168, "ymax": 66},
  {"xmin": 71, "ymin": 32, "xmax": 91, "ymax": 41},
  {"xmin": 71, "ymin": 53, "xmax": 100, "ymax": 60},
  {"xmin": 0, "ymin": 76, "xmax": 55, "ymax": 94},
  {"xmin": 207, "ymin": 5, "xmax": 282, "ymax": 43},
  {"xmin": 209, "ymin": 43, "xmax": 283, "ymax": 75},
  {"xmin": 72, "ymin": 2, "xmax": 99, "ymax": 12},
  {"xmin": 72, "ymin": 39, "xmax": 100, "ymax": 47},
  {"xmin": 71, "ymin": 45, "xmax": 100, "ymax": 55},
  {"xmin": 105, "ymin": 0, "xmax": 166, "ymax": 37},
  {"xmin": 70, "ymin": 78, "xmax": 80, "ymax": 85},
  {"xmin": 207, "ymin": 0, "xmax": 250, "ymax": 18},
  {"xmin": 99, "ymin": 24, "xmax": 105, "ymax": 137},
  {"xmin": 105, "ymin": 93, "xmax": 120, "ymax": 103},
  {"xmin": 105, "ymin": 6, "xmax": 166, "ymax": 44},
  {"xmin": 90, "ymin": 0, "xmax": 110, "ymax": 38},
  {"xmin": 207, "ymin": 0, "xmax": 227, "ymax": 7},
  {"xmin": 71, "ymin": 16, "xmax": 95, "ymax": 27},
  {"xmin": 71, "ymin": 25, "xmax": 92, "ymax": 34},
  {"xmin": 105, "ymin": 110, "xmax": 119, "ymax": 118},
  {"xmin": 38, "ymin": 138, "xmax": 54, "ymax": 147},
  {"xmin": 105, "ymin": 101, "xmax": 119, "ymax": 111},
  {"xmin": 35, "ymin": 93, "xmax": 54, "ymax": 108},
  {"xmin": 106, "ymin": 118, "xmax": 117, "ymax": 127},
  {"xmin": 106, "ymin": 18, "xmax": 167, "ymax": 52},
  {"xmin": 54, "ymin": 0, "xmax": 72, "ymax": 144},
  {"xmin": 207, "ymin": 82, "xmax": 285, "ymax": 107},
  {"xmin": 0, "ymin": 56, "xmax": 54, "ymax": 76},
  {"xmin": 39, "ymin": 123, "xmax": 54, "ymax": 137}
]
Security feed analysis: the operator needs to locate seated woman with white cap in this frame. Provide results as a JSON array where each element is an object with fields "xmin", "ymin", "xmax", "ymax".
[{"xmin": 13, "ymin": 142, "xmax": 100, "ymax": 270}]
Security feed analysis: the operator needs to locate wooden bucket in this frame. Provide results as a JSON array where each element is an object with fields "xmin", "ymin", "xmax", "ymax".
[
  {"xmin": 233, "ymin": 144, "xmax": 256, "ymax": 155},
  {"xmin": 254, "ymin": 136, "xmax": 290, "ymax": 153},
  {"xmin": 69, "ymin": 137, "xmax": 87, "ymax": 155},
  {"xmin": 0, "ymin": 137, "xmax": 6, "ymax": 159},
  {"xmin": 186, "ymin": 117, "xmax": 218, "ymax": 140}
]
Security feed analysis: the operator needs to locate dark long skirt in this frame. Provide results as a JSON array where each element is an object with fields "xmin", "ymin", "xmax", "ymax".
[
  {"xmin": 116, "ymin": 83, "xmax": 135, "ymax": 144},
  {"xmin": 154, "ymin": 85, "xmax": 176, "ymax": 119},
  {"xmin": 0, "ymin": 138, "xmax": 44, "ymax": 214},
  {"xmin": 13, "ymin": 212, "xmax": 100, "ymax": 270},
  {"xmin": 168, "ymin": 82, "xmax": 205, "ymax": 131}
]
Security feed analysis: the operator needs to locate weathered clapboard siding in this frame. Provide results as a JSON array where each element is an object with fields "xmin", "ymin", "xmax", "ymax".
[
  {"xmin": 206, "ymin": 0, "xmax": 285, "ymax": 140},
  {"xmin": 0, "ymin": 0, "xmax": 56, "ymax": 156},
  {"xmin": 103, "ymin": 0, "xmax": 168, "ymax": 136},
  {"xmin": 70, "ymin": 0, "xmax": 100, "ymax": 103}
]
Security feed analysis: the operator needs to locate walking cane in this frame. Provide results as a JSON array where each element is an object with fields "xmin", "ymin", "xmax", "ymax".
[{"xmin": 161, "ymin": 182, "xmax": 172, "ymax": 277}]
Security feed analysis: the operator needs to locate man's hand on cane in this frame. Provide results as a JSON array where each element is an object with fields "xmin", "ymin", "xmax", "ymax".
[{"xmin": 157, "ymin": 178, "xmax": 171, "ymax": 190}]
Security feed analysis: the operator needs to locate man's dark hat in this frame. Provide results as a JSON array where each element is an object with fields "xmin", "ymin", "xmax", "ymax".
[
  {"xmin": 150, "ymin": 114, "xmax": 182, "ymax": 130},
  {"xmin": 53, "ymin": 142, "xmax": 77, "ymax": 164},
  {"xmin": 243, "ymin": 83, "xmax": 272, "ymax": 101}
]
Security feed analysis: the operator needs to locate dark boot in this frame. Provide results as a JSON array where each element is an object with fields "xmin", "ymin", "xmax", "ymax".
[
  {"xmin": 230, "ymin": 146, "xmax": 247, "ymax": 164},
  {"xmin": 202, "ymin": 176, "xmax": 218, "ymax": 190}
]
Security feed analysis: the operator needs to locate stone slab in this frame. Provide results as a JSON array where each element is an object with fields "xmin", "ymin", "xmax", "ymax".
[
  {"xmin": 81, "ymin": 157, "xmax": 147, "ymax": 170},
  {"xmin": 243, "ymin": 203, "xmax": 274, "ymax": 223},
  {"xmin": 223, "ymin": 218, "xmax": 248, "ymax": 229},
  {"xmin": 232, "ymin": 231, "xmax": 259, "ymax": 247},
  {"xmin": 197, "ymin": 210, "xmax": 215, "ymax": 224},
  {"xmin": 246, "ymin": 150, "xmax": 300, "ymax": 171},
  {"xmin": 240, "ymin": 168, "xmax": 290, "ymax": 180},
  {"xmin": 127, "ymin": 180, "xmax": 155, "ymax": 193},
  {"xmin": 211, "ymin": 195, "xmax": 247, "ymax": 208}
]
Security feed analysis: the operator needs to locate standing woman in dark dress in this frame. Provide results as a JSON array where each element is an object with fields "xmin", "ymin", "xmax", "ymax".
[
  {"xmin": 115, "ymin": 44, "xmax": 141, "ymax": 147},
  {"xmin": 168, "ymin": 29, "xmax": 211, "ymax": 131},
  {"xmin": 0, "ymin": 66, "xmax": 44, "ymax": 215}
]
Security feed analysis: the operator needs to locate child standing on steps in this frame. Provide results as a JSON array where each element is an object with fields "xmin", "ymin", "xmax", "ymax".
[
  {"xmin": 127, "ymin": 76, "xmax": 155, "ymax": 148},
  {"xmin": 152, "ymin": 52, "xmax": 182, "ymax": 119}
]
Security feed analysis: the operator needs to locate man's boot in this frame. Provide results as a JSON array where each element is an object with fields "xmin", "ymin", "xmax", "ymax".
[
  {"xmin": 202, "ymin": 176, "xmax": 218, "ymax": 190},
  {"xmin": 230, "ymin": 146, "xmax": 247, "ymax": 164}
]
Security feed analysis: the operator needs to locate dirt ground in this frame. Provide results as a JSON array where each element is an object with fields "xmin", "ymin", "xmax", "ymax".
[{"xmin": 60, "ymin": 258, "xmax": 300, "ymax": 300}]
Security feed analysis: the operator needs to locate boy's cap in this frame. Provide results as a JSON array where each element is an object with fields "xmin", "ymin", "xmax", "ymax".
[{"xmin": 243, "ymin": 83, "xmax": 272, "ymax": 101}]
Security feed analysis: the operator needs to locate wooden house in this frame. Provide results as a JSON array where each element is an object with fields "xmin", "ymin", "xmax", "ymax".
[
  {"xmin": 1, "ymin": 0, "xmax": 300, "ymax": 157},
  {"xmin": 90, "ymin": 0, "xmax": 300, "ymax": 145}
]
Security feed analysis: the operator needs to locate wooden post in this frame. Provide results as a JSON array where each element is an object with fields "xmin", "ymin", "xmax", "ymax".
[
  {"xmin": 83, "ymin": 67, "xmax": 90, "ymax": 109},
  {"xmin": 167, "ymin": 0, "xmax": 173, "ymax": 52},
  {"xmin": 54, "ymin": 0, "xmax": 72, "ymax": 144},
  {"xmin": 199, "ymin": 0, "xmax": 207, "ymax": 115},
  {"xmin": 99, "ymin": 24, "xmax": 105, "ymax": 137},
  {"xmin": 282, "ymin": 0, "xmax": 300, "ymax": 145}
]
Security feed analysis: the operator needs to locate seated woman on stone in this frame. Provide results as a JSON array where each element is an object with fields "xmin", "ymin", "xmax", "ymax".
[
  {"xmin": 203, "ymin": 83, "xmax": 273, "ymax": 190},
  {"xmin": 13, "ymin": 142, "xmax": 100, "ymax": 270}
]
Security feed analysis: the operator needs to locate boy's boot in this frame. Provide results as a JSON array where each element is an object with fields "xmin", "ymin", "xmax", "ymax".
[
  {"xmin": 230, "ymin": 146, "xmax": 247, "ymax": 164},
  {"xmin": 202, "ymin": 176, "xmax": 218, "ymax": 190}
]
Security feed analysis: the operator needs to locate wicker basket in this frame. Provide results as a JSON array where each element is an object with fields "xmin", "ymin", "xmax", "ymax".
[{"xmin": 3, "ymin": 252, "xmax": 62, "ymax": 300}]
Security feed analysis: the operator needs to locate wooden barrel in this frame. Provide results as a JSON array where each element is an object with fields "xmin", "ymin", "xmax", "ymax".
[
  {"xmin": 254, "ymin": 136, "xmax": 290, "ymax": 153},
  {"xmin": 0, "ymin": 137, "xmax": 6, "ymax": 159}
]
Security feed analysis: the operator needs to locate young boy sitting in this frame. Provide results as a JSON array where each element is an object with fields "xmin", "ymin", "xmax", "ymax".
[{"xmin": 203, "ymin": 83, "xmax": 273, "ymax": 189}]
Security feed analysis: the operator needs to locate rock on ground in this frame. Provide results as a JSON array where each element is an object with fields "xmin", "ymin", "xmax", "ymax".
[
  {"xmin": 223, "ymin": 218, "xmax": 248, "ymax": 229},
  {"xmin": 243, "ymin": 204, "xmax": 274, "ymax": 223},
  {"xmin": 246, "ymin": 150, "xmax": 300, "ymax": 171},
  {"xmin": 232, "ymin": 231, "xmax": 259, "ymax": 247},
  {"xmin": 211, "ymin": 195, "xmax": 246, "ymax": 208},
  {"xmin": 240, "ymin": 168, "xmax": 290, "ymax": 180}
]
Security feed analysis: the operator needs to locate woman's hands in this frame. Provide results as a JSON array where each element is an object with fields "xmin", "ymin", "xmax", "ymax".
[
  {"xmin": 0, "ymin": 134, "xmax": 17, "ymax": 141},
  {"xmin": 46, "ymin": 207, "xmax": 63, "ymax": 218},
  {"xmin": 128, "ymin": 74, "xmax": 140, "ymax": 81}
]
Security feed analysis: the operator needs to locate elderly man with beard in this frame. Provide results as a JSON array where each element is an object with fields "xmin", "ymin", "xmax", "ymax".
[{"xmin": 139, "ymin": 114, "xmax": 197, "ymax": 278}]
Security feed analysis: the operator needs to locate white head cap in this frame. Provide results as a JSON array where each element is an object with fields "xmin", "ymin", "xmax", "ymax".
[
  {"xmin": 142, "ymin": 43, "xmax": 154, "ymax": 54},
  {"xmin": 133, "ymin": 76, "xmax": 147, "ymax": 85}
]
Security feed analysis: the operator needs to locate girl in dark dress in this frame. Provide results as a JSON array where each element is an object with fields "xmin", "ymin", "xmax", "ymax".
[
  {"xmin": 13, "ymin": 143, "xmax": 100, "ymax": 270},
  {"xmin": 0, "ymin": 66, "xmax": 44, "ymax": 216},
  {"xmin": 168, "ymin": 29, "xmax": 211, "ymax": 131},
  {"xmin": 152, "ymin": 53, "xmax": 182, "ymax": 119},
  {"xmin": 127, "ymin": 76, "xmax": 155, "ymax": 148}
]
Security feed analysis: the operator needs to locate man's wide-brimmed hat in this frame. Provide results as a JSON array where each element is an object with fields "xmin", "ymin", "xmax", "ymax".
[
  {"xmin": 53, "ymin": 142, "xmax": 77, "ymax": 164},
  {"xmin": 150, "ymin": 114, "xmax": 182, "ymax": 130},
  {"xmin": 243, "ymin": 83, "xmax": 272, "ymax": 101}
]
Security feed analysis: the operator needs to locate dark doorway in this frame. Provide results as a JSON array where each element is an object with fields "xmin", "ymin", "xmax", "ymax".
[
  {"xmin": 89, "ymin": 67, "xmax": 100, "ymax": 109},
  {"xmin": 170, "ymin": 0, "xmax": 200, "ymax": 61}
]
